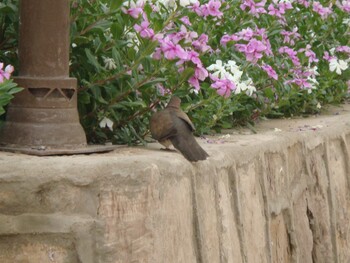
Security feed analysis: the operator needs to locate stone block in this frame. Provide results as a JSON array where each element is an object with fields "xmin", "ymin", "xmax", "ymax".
[
  {"xmin": 327, "ymin": 139, "xmax": 350, "ymax": 262},
  {"xmin": 217, "ymin": 168, "xmax": 242, "ymax": 263},
  {"xmin": 236, "ymin": 160, "xmax": 269, "ymax": 263},
  {"xmin": 0, "ymin": 234, "xmax": 79, "ymax": 263},
  {"xmin": 270, "ymin": 212, "xmax": 292, "ymax": 263},
  {"xmin": 306, "ymin": 144, "xmax": 333, "ymax": 263}
]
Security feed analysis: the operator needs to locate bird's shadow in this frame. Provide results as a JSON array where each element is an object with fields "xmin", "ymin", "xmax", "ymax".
[{"xmin": 160, "ymin": 148, "xmax": 177, "ymax": 152}]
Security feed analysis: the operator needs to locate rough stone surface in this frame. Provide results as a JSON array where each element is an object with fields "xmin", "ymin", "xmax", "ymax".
[{"xmin": 1, "ymin": 103, "xmax": 350, "ymax": 262}]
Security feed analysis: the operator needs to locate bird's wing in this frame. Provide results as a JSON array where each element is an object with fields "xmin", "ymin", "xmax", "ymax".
[
  {"xmin": 169, "ymin": 116, "xmax": 209, "ymax": 162},
  {"xmin": 150, "ymin": 110, "xmax": 177, "ymax": 141},
  {"xmin": 174, "ymin": 110, "xmax": 195, "ymax": 131}
]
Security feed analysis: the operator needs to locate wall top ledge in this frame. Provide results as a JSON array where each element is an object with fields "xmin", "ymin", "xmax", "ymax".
[{"xmin": 0, "ymin": 103, "xmax": 350, "ymax": 182}]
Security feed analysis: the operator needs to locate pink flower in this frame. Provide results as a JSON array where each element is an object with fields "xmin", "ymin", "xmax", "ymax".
[
  {"xmin": 180, "ymin": 16, "xmax": 192, "ymax": 25},
  {"xmin": 189, "ymin": 1, "xmax": 203, "ymax": 16},
  {"xmin": 279, "ymin": 2, "xmax": 293, "ymax": 10},
  {"xmin": 134, "ymin": 20, "xmax": 154, "ymax": 39},
  {"xmin": 336, "ymin": 45, "xmax": 350, "ymax": 54},
  {"xmin": 156, "ymin": 84, "xmax": 171, "ymax": 96},
  {"xmin": 237, "ymin": 27, "xmax": 254, "ymax": 41},
  {"xmin": 240, "ymin": 0, "xmax": 267, "ymax": 17},
  {"xmin": 192, "ymin": 34, "xmax": 211, "ymax": 52},
  {"xmin": 210, "ymin": 75, "xmax": 236, "ymax": 97},
  {"xmin": 186, "ymin": 50, "xmax": 202, "ymax": 65},
  {"xmin": 305, "ymin": 50, "xmax": 318, "ymax": 63},
  {"xmin": 279, "ymin": 46, "xmax": 301, "ymax": 66},
  {"xmin": 322, "ymin": 51, "xmax": 334, "ymax": 61},
  {"xmin": 254, "ymin": 28, "xmax": 273, "ymax": 56},
  {"xmin": 268, "ymin": 4, "xmax": 284, "ymax": 18},
  {"xmin": 312, "ymin": 2, "xmax": 332, "ymax": 19},
  {"xmin": 338, "ymin": 0, "xmax": 350, "ymax": 12},
  {"xmin": 160, "ymin": 38, "xmax": 188, "ymax": 60},
  {"xmin": 152, "ymin": 48, "xmax": 162, "ymax": 60},
  {"xmin": 195, "ymin": 65, "xmax": 208, "ymax": 81},
  {"xmin": 236, "ymin": 38, "xmax": 267, "ymax": 63},
  {"xmin": 220, "ymin": 35, "xmax": 233, "ymax": 46},
  {"xmin": 126, "ymin": 7, "xmax": 143, "ymax": 18},
  {"xmin": 207, "ymin": 0, "xmax": 223, "ymax": 17},
  {"xmin": 0, "ymin": 63, "xmax": 14, "ymax": 83},
  {"xmin": 304, "ymin": 45, "xmax": 319, "ymax": 63},
  {"xmin": 261, "ymin": 64, "xmax": 278, "ymax": 80},
  {"xmin": 298, "ymin": 45, "xmax": 319, "ymax": 63},
  {"xmin": 281, "ymin": 28, "xmax": 301, "ymax": 46},
  {"xmin": 188, "ymin": 76, "xmax": 201, "ymax": 90},
  {"xmin": 179, "ymin": 25, "xmax": 198, "ymax": 43},
  {"xmin": 122, "ymin": 0, "xmax": 144, "ymax": 19},
  {"xmin": 289, "ymin": 78, "xmax": 312, "ymax": 89},
  {"xmin": 297, "ymin": 0, "xmax": 310, "ymax": 7}
]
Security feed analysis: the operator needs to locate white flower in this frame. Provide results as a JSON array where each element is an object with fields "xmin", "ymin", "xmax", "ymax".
[
  {"xmin": 179, "ymin": 0, "xmax": 197, "ymax": 7},
  {"xmin": 103, "ymin": 57, "xmax": 117, "ymax": 70},
  {"xmin": 236, "ymin": 79, "xmax": 256, "ymax": 96},
  {"xmin": 308, "ymin": 76, "xmax": 318, "ymax": 85},
  {"xmin": 99, "ymin": 117, "xmax": 114, "ymax": 131},
  {"xmin": 309, "ymin": 66, "xmax": 319, "ymax": 76},
  {"xmin": 158, "ymin": 0, "xmax": 177, "ymax": 8},
  {"xmin": 329, "ymin": 58, "xmax": 348, "ymax": 75},
  {"xmin": 225, "ymin": 60, "xmax": 239, "ymax": 71},
  {"xmin": 226, "ymin": 61, "xmax": 243, "ymax": 82},
  {"xmin": 124, "ymin": 0, "xmax": 145, "ymax": 8},
  {"xmin": 207, "ymin": 60, "xmax": 228, "ymax": 79},
  {"xmin": 307, "ymin": 77, "xmax": 318, "ymax": 93},
  {"xmin": 190, "ymin": 88, "xmax": 199, "ymax": 94},
  {"xmin": 126, "ymin": 31, "xmax": 140, "ymax": 52},
  {"xmin": 100, "ymin": 3, "xmax": 110, "ymax": 14},
  {"xmin": 316, "ymin": 102, "xmax": 321, "ymax": 109},
  {"xmin": 343, "ymin": 18, "xmax": 350, "ymax": 26},
  {"xmin": 225, "ymin": 72, "xmax": 239, "ymax": 83},
  {"xmin": 4, "ymin": 64, "xmax": 14, "ymax": 75},
  {"xmin": 72, "ymin": 43, "xmax": 77, "ymax": 48}
]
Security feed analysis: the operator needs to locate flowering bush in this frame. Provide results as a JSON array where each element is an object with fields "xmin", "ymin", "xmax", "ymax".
[
  {"xmin": 1, "ymin": 0, "xmax": 350, "ymax": 144},
  {"xmin": 0, "ymin": 1, "xmax": 22, "ymax": 118},
  {"xmin": 71, "ymin": 0, "xmax": 349, "ymax": 143},
  {"xmin": 0, "ymin": 63, "xmax": 22, "ymax": 116}
]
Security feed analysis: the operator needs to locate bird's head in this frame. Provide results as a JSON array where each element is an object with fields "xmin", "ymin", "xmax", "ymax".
[{"xmin": 166, "ymin": 96, "xmax": 181, "ymax": 109}]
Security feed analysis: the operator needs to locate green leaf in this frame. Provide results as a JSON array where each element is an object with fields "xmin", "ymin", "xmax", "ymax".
[
  {"xmin": 8, "ymin": 87, "xmax": 23, "ymax": 95},
  {"xmin": 138, "ymin": 78, "xmax": 167, "ymax": 89},
  {"xmin": 85, "ymin": 48, "xmax": 102, "ymax": 72},
  {"xmin": 179, "ymin": 67, "xmax": 195, "ymax": 84},
  {"xmin": 111, "ymin": 23, "xmax": 124, "ymax": 39},
  {"xmin": 264, "ymin": 88, "xmax": 274, "ymax": 99},
  {"xmin": 110, "ymin": 0, "xmax": 123, "ymax": 10},
  {"xmin": 79, "ymin": 92, "xmax": 91, "ymax": 104},
  {"xmin": 111, "ymin": 47, "xmax": 122, "ymax": 70}
]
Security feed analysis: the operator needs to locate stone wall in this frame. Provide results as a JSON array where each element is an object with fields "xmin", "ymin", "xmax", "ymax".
[{"xmin": 0, "ymin": 106, "xmax": 350, "ymax": 263}]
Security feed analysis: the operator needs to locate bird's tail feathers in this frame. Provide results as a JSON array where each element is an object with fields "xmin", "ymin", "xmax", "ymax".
[{"xmin": 171, "ymin": 134, "xmax": 209, "ymax": 162}]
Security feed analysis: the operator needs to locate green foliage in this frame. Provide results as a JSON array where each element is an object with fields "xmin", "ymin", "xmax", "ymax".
[
  {"xmin": 0, "ymin": 0, "xmax": 18, "ymax": 67},
  {"xmin": 0, "ymin": 79, "xmax": 22, "ymax": 116},
  {"xmin": 0, "ymin": 0, "xmax": 21, "ymax": 118}
]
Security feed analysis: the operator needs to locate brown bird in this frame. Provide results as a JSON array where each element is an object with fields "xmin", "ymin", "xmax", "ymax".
[{"xmin": 150, "ymin": 96, "xmax": 209, "ymax": 162}]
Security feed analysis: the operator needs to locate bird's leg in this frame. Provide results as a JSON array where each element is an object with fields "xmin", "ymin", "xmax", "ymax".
[{"xmin": 159, "ymin": 140, "xmax": 177, "ymax": 152}]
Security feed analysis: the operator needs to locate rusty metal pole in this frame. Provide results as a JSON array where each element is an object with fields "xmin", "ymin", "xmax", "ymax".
[{"xmin": 0, "ymin": 0, "xmax": 114, "ymax": 155}]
